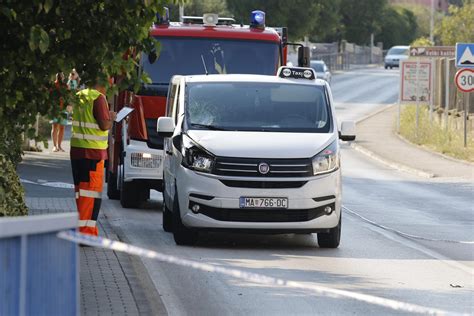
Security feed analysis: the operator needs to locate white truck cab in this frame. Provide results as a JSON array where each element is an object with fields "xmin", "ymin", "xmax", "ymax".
[{"xmin": 158, "ymin": 67, "xmax": 356, "ymax": 247}]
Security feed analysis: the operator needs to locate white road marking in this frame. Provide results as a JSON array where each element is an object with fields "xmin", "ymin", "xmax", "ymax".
[{"xmin": 20, "ymin": 179, "xmax": 74, "ymax": 189}]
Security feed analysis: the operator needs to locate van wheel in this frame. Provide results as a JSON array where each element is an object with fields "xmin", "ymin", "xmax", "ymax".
[
  {"xmin": 317, "ymin": 215, "xmax": 341, "ymax": 248},
  {"xmin": 172, "ymin": 196, "xmax": 198, "ymax": 245},
  {"xmin": 120, "ymin": 165, "xmax": 141, "ymax": 208},
  {"xmin": 162, "ymin": 203, "xmax": 173, "ymax": 232},
  {"xmin": 107, "ymin": 171, "xmax": 120, "ymax": 200}
]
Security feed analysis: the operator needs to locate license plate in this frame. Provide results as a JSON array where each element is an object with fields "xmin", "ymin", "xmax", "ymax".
[{"xmin": 239, "ymin": 197, "xmax": 288, "ymax": 209}]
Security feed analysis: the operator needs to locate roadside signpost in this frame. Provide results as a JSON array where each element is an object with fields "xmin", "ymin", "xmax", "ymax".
[
  {"xmin": 409, "ymin": 46, "xmax": 455, "ymax": 58},
  {"xmin": 400, "ymin": 61, "xmax": 432, "ymax": 103},
  {"xmin": 399, "ymin": 60, "xmax": 432, "ymax": 134},
  {"xmin": 455, "ymin": 43, "xmax": 474, "ymax": 148},
  {"xmin": 455, "ymin": 43, "xmax": 474, "ymax": 69},
  {"xmin": 455, "ymin": 68, "xmax": 474, "ymax": 93}
]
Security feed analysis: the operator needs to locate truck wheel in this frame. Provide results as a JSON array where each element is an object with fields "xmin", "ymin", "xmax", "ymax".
[
  {"xmin": 107, "ymin": 171, "xmax": 120, "ymax": 200},
  {"xmin": 162, "ymin": 203, "xmax": 173, "ymax": 232},
  {"xmin": 120, "ymin": 165, "xmax": 141, "ymax": 208},
  {"xmin": 317, "ymin": 215, "xmax": 341, "ymax": 248},
  {"xmin": 172, "ymin": 195, "xmax": 198, "ymax": 245}
]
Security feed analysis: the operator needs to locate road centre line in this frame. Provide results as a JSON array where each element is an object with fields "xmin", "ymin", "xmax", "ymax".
[{"xmin": 58, "ymin": 230, "xmax": 462, "ymax": 316}]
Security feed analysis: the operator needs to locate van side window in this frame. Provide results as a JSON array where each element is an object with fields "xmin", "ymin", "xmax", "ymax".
[
  {"xmin": 166, "ymin": 83, "xmax": 178, "ymax": 118},
  {"xmin": 173, "ymin": 85, "xmax": 180, "ymax": 124}
]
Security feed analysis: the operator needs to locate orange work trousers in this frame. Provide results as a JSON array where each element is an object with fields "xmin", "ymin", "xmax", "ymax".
[{"xmin": 71, "ymin": 159, "xmax": 104, "ymax": 236}]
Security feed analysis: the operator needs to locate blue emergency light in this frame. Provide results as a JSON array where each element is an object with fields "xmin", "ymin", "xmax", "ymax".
[
  {"xmin": 156, "ymin": 7, "xmax": 170, "ymax": 25},
  {"xmin": 250, "ymin": 10, "xmax": 265, "ymax": 28}
]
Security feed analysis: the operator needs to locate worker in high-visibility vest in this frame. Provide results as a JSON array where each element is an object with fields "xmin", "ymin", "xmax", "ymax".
[{"xmin": 70, "ymin": 86, "xmax": 116, "ymax": 236}]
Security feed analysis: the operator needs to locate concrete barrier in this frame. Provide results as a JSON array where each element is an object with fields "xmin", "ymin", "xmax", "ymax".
[{"xmin": 0, "ymin": 213, "xmax": 78, "ymax": 316}]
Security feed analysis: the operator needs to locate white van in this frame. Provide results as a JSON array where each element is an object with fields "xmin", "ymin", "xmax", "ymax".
[{"xmin": 157, "ymin": 67, "xmax": 355, "ymax": 247}]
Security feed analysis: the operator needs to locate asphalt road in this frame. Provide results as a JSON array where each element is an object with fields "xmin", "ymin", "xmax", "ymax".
[{"xmin": 20, "ymin": 67, "xmax": 474, "ymax": 315}]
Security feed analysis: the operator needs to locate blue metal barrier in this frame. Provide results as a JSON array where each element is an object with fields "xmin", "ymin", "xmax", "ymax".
[{"xmin": 0, "ymin": 213, "xmax": 78, "ymax": 316}]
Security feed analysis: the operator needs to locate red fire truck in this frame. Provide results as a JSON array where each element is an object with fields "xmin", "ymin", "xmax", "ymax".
[{"xmin": 107, "ymin": 10, "xmax": 307, "ymax": 208}]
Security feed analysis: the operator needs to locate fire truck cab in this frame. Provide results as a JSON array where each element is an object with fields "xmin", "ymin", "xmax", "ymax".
[{"xmin": 107, "ymin": 10, "xmax": 303, "ymax": 208}]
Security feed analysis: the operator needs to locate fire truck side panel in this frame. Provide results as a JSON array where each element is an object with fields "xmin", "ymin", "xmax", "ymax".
[{"xmin": 141, "ymin": 95, "xmax": 167, "ymax": 119}]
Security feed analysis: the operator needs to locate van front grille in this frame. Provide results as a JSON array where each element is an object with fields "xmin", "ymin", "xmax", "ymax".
[{"xmin": 213, "ymin": 157, "xmax": 312, "ymax": 178}]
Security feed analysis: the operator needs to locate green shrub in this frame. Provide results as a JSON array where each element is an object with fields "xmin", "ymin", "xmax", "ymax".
[{"xmin": 0, "ymin": 154, "xmax": 28, "ymax": 217}]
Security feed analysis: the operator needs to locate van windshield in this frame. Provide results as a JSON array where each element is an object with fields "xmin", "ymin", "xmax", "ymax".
[
  {"xmin": 142, "ymin": 37, "xmax": 280, "ymax": 84},
  {"xmin": 186, "ymin": 82, "xmax": 331, "ymax": 133}
]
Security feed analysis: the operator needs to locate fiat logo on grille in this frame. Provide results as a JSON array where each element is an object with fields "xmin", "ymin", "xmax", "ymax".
[{"xmin": 258, "ymin": 162, "xmax": 270, "ymax": 175}]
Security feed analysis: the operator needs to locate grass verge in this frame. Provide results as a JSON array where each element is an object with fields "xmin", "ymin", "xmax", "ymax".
[{"xmin": 399, "ymin": 105, "xmax": 474, "ymax": 162}]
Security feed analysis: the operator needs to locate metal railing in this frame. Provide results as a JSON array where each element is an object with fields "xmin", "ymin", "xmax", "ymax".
[
  {"xmin": 312, "ymin": 52, "xmax": 384, "ymax": 71},
  {"xmin": 0, "ymin": 213, "xmax": 79, "ymax": 316}
]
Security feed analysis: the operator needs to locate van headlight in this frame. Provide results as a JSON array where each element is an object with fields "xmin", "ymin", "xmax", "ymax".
[
  {"xmin": 312, "ymin": 140, "xmax": 339, "ymax": 175},
  {"xmin": 181, "ymin": 134, "xmax": 215, "ymax": 173}
]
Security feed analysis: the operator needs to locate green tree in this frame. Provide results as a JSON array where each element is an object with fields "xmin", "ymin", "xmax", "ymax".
[
  {"xmin": 411, "ymin": 36, "xmax": 434, "ymax": 47},
  {"xmin": 226, "ymin": 0, "xmax": 326, "ymax": 40},
  {"xmin": 375, "ymin": 7, "xmax": 418, "ymax": 49},
  {"xmin": 309, "ymin": 0, "xmax": 342, "ymax": 42},
  {"xmin": 0, "ymin": 0, "xmax": 167, "ymax": 216},
  {"xmin": 339, "ymin": 0, "xmax": 388, "ymax": 45},
  {"xmin": 435, "ymin": 2, "xmax": 474, "ymax": 45}
]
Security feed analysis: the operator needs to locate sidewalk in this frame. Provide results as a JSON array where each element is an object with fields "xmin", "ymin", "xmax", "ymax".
[
  {"xmin": 20, "ymin": 132, "xmax": 159, "ymax": 315},
  {"xmin": 352, "ymin": 105, "xmax": 474, "ymax": 180}
]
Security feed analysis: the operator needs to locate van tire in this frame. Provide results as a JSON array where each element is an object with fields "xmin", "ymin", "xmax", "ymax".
[
  {"xmin": 317, "ymin": 215, "xmax": 341, "ymax": 248},
  {"xmin": 107, "ymin": 171, "xmax": 120, "ymax": 200},
  {"xmin": 120, "ymin": 164, "xmax": 141, "ymax": 208},
  {"xmin": 163, "ymin": 204, "xmax": 173, "ymax": 232},
  {"xmin": 172, "ymin": 196, "xmax": 198, "ymax": 245}
]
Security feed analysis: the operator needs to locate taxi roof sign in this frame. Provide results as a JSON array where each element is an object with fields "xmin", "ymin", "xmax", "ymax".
[{"xmin": 277, "ymin": 66, "xmax": 316, "ymax": 80}]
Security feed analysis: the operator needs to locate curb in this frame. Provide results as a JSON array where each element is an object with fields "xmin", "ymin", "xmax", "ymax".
[
  {"xmin": 355, "ymin": 103, "xmax": 397, "ymax": 124},
  {"xmin": 350, "ymin": 142, "xmax": 436, "ymax": 178},
  {"xmin": 350, "ymin": 104, "xmax": 436, "ymax": 179}
]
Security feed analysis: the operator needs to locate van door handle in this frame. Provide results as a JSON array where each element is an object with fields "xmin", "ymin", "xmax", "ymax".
[{"xmin": 165, "ymin": 150, "xmax": 173, "ymax": 155}]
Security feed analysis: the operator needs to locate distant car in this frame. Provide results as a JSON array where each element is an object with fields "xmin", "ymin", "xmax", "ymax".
[
  {"xmin": 384, "ymin": 46, "xmax": 409, "ymax": 69},
  {"xmin": 310, "ymin": 60, "xmax": 331, "ymax": 83}
]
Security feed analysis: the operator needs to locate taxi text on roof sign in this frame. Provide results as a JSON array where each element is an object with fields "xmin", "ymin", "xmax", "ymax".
[{"xmin": 277, "ymin": 66, "xmax": 316, "ymax": 80}]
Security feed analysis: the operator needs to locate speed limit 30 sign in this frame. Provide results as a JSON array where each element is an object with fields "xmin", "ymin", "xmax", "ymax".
[{"xmin": 455, "ymin": 68, "xmax": 474, "ymax": 92}]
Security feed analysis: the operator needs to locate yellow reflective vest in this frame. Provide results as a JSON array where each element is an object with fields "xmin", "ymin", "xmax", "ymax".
[{"xmin": 70, "ymin": 89, "xmax": 109, "ymax": 150}]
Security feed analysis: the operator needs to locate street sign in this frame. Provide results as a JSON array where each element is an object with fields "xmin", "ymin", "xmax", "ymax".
[
  {"xmin": 400, "ymin": 61, "xmax": 432, "ymax": 103},
  {"xmin": 455, "ymin": 68, "xmax": 474, "ymax": 92},
  {"xmin": 455, "ymin": 43, "xmax": 474, "ymax": 68},
  {"xmin": 409, "ymin": 46, "xmax": 455, "ymax": 58}
]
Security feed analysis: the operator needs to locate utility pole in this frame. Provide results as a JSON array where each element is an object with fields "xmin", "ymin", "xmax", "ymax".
[
  {"xmin": 179, "ymin": 5, "xmax": 184, "ymax": 22},
  {"xmin": 430, "ymin": 0, "xmax": 435, "ymax": 43}
]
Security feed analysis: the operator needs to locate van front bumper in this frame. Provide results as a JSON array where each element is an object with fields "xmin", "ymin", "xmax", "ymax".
[{"xmin": 175, "ymin": 167, "xmax": 342, "ymax": 232}]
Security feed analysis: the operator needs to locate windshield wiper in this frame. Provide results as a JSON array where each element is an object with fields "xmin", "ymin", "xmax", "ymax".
[{"xmin": 190, "ymin": 123, "xmax": 229, "ymax": 131}]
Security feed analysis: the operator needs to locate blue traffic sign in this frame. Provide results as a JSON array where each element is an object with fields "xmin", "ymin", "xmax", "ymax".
[{"xmin": 456, "ymin": 43, "xmax": 474, "ymax": 68}]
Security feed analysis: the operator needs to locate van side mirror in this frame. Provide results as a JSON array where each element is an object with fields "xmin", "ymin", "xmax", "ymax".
[
  {"xmin": 157, "ymin": 117, "xmax": 175, "ymax": 138},
  {"xmin": 298, "ymin": 46, "xmax": 310, "ymax": 67},
  {"xmin": 339, "ymin": 121, "xmax": 356, "ymax": 141}
]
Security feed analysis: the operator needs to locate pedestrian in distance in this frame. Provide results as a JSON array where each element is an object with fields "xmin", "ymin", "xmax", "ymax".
[
  {"xmin": 51, "ymin": 72, "xmax": 68, "ymax": 152},
  {"xmin": 70, "ymin": 81, "xmax": 116, "ymax": 236},
  {"xmin": 67, "ymin": 68, "xmax": 80, "ymax": 91}
]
